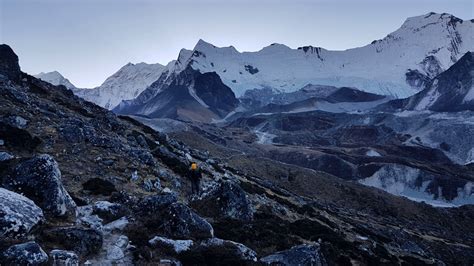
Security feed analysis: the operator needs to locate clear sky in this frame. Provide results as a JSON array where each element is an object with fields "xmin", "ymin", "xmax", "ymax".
[{"xmin": 1, "ymin": 0, "xmax": 472, "ymax": 88}]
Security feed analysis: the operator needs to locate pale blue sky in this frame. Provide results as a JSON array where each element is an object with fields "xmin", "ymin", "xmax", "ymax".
[{"xmin": 1, "ymin": 0, "xmax": 472, "ymax": 88}]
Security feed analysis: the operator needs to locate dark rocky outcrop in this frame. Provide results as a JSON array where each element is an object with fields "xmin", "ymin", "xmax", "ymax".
[
  {"xmin": 0, "ymin": 242, "xmax": 48, "ymax": 265},
  {"xmin": 0, "ymin": 154, "xmax": 76, "ymax": 218},
  {"xmin": 0, "ymin": 44, "xmax": 21, "ymax": 81},
  {"xmin": 0, "ymin": 188, "xmax": 44, "ymax": 241}
]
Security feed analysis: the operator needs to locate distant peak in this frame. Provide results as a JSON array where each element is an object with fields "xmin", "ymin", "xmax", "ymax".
[
  {"xmin": 402, "ymin": 12, "xmax": 463, "ymax": 29},
  {"xmin": 260, "ymin": 43, "xmax": 291, "ymax": 53},
  {"xmin": 194, "ymin": 39, "xmax": 216, "ymax": 50}
]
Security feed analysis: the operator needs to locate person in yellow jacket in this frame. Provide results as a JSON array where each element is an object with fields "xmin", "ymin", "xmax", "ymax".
[{"xmin": 189, "ymin": 162, "xmax": 202, "ymax": 195}]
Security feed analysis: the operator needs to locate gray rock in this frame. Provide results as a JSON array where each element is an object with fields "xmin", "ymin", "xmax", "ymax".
[
  {"xmin": 92, "ymin": 201, "xmax": 128, "ymax": 223},
  {"xmin": 191, "ymin": 180, "xmax": 254, "ymax": 221},
  {"xmin": 0, "ymin": 188, "xmax": 44, "ymax": 241},
  {"xmin": 1, "ymin": 115, "xmax": 28, "ymax": 129},
  {"xmin": 1, "ymin": 154, "xmax": 77, "ymax": 217},
  {"xmin": 136, "ymin": 193, "xmax": 177, "ymax": 214},
  {"xmin": 160, "ymin": 203, "xmax": 214, "ymax": 239},
  {"xmin": 180, "ymin": 238, "xmax": 257, "ymax": 264},
  {"xmin": 50, "ymin": 249, "xmax": 79, "ymax": 266},
  {"xmin": 1, "ymin": 242, "xmax": 48, "ymax": 265},
  {"xmin": 41, "ymin": 227, "xmax": 103, "ymax": 256},
  {"xmin": 149, "ymin": 236, "xmax": 194, "ymax": 254},
  {"xmin": 143, "ymin": 178, "xmax": 161, "ymax": 192},
  {"xmin": 0, "ymin": 151, "xmax": 13, "ymax": 161},
  {"xmin": 260, "ymin": 244, "xmax": 326, "ymax": 266}
]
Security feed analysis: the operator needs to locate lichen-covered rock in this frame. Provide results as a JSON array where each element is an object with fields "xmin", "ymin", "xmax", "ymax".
[
  {"xmin": 179, "ymin": 238, "xmax": 257, "ymax": 265},
  {"xmin": 0, "ymin": 188, "xmax": 44, "ymax": 241},
  {"xmin": 1, "ymin": 242, "xmax": 48, "ymax": 265},
  {"xmin": 149, "ymin": 236, "xmax": 194, "ymax": 254},
  {"xmin": 92, "ymin": 201, "xmax": 128, "ymax": 224},
  {"xmin": 160, "ymin": 203, "xmax": 213, "ymax": 239},
  {"xmin": 50, "ymin": 249, "xmax": 79, "ymax": 266},
  {"xmin": 0, "ymin": 154, "xmax": 76, "ymax": 218},
  {"xmin": 136, "ymin": 193, "xmax": 177, "ymax": 214},
  {"xmin": 191, "ymin": 180, "xmax": 254, "ymax": 221},
  {"xmin": 41, "ymin": 227, "xmax": 103, "ymax": 256},
  {"xmin": 260, "ymin": 244, "xmax": 326, "ymax": 266}
]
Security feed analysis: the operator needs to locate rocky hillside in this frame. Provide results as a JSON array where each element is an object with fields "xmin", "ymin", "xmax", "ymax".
[{"xmin": 1, "ymin": 43, "xmax": 474, "ymax": 265}]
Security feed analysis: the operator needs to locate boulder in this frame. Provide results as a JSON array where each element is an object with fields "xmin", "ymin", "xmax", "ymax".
[
  {"xmin": 149, "ymin": 236, "xmax": 194, "ymax": 254},
  {"xmin": 191, "ymin": 181, "xmax": 253, "ymax": 221},
  {"xmin": 41, "ymin": 227, "xmax": 103, "ymax": 256},
  {"xmin": 260, "ymin": 244, "xmax": 326, "ymax": 266},
  {"xmin": 50, "ymin": 249, "xmax": 79, "ymax": 266},
  {"xmin": 136, "ymin": 193, "xmax": 177, "ymax": 214},
  {"xmin": 159, "ymin": 203, "xmax": 214, "ymax": 239},
  {"xmin": 1, "ymin": 242, "xmax": 48, "ymax": 265},
  {"xmin": 92, "ymin": 201, "xmax": 128, "ymax": 224},
  {"xmin": 0, "ymin": 154, "xmax": 76, "ymax": 218},
  {"xmin": 179, "ymin": 238, "xmax": 257, "ymax": 265},
  {"xmin": 0, "ymin": 188, "xmax": 44, "ymax": 241}
]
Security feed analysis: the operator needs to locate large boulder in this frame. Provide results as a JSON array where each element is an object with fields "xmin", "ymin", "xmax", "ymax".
[
  {"xmin": 40, "ymin": 227, "xmax": 103, "ymax": 256},
  {"xmin": 159, "ymin": 203, "xmax": 214, "ymax": 240},
  {"xmin": 260, "ymin": 244, "xmax": 326, "ymax": 266},
  {"xmin": 179, "ymin": 238, "xmax": 257, "ymax": 265},
  {"xmin": 0, "ymin": 242, "xmax": 48, "ymax": 265},
  {"xmin": 191, "ymin": 181, "xmax": 254, "ymax": 221},
  {"xmin": 0, "ymin": 188, "xmax": 44, "ymax": 241},
  {"xmin": 135, "ymin": 193, "xmax": 177, "ymax": 214},
  {"xmin": 0, "ymin": 154, "xmax": 76, "ymax": 218}
]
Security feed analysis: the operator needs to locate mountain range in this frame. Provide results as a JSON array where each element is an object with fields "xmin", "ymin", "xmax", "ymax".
[{"xmin": 37, "ymin": 12, "xmax": 473, "ymax": 114}]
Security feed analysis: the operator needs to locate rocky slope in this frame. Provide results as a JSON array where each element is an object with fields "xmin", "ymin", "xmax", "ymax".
[{"xmin": 2, "ymin": 43, "xmax": 474, "ymax": 265}]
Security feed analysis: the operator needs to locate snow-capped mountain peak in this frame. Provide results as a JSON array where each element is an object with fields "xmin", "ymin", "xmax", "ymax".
[
  {"xmin": 34, "ymin": 71, "xmax": 77, "ymax": 90},
  {"xmin": 74, "ymin": 62, "xmax": 167, "ymax": 109},
  {"xmin": 163, "ymin": 12, "xmax": 472, "ymax": 98}
]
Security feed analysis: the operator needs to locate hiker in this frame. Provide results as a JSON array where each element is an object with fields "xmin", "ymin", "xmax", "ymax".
[{"xmin": 189, "ymin": 162, "xmax": 202, "ymax": 195}]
